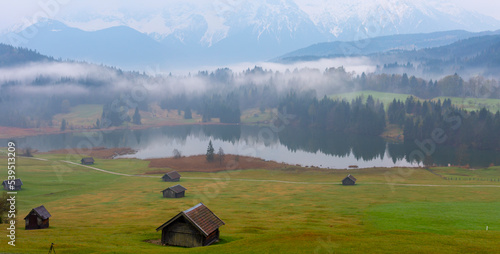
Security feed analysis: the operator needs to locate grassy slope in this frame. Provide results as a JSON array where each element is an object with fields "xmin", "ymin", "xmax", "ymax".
[
  {"xmin": 240, "ymin": 108, "xmax": 274, "ymax": 124},
  {"xmin": 331, "ymin": 90, "xmax": 500, "ymax": 112},
  {"xmin": 52, "ymin": 104, "xmax": 203, "ymax": 129},
  {"xmin": 1, "ymin": 154, "xmax": 499, "ymax": 253},
  {"xmin": 432, "ymin": 96, "xmax": 500, "ymax": 112},
  {"xmin": 331, "ymin": 91, "xmax": 413, "ymax": 109},
  {"xmin": 53, "ymin": 104, "xmax": 103, "ymax": 127},
  {"xmin": 52, "ymin": 104, "xmax": 275, "ymax": 129}
]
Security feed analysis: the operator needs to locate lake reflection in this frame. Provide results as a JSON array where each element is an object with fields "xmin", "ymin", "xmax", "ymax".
[{"xmin": 3, "ymin": 125, "xmax": 499, "ymax": 168}]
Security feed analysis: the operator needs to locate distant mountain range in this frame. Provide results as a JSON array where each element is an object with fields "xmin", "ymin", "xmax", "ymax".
[
  {"xmin": 372, "ymin": 34, "xmax": 500, "ymax": 77},
  {"xmin": 275, "ymin": 30, "xmax": 500, "ymax": 62},
  {"xmin": 1, "ymin": 0, "xmax": 499, "ymax": 69},
  {"xmin": 0, "ymin": 20, "xmax": 168, "ymax": 70}
]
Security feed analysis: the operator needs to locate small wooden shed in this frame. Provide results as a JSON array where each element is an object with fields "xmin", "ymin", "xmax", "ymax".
[
  {"xmin": 161, "ymin": 185, "xmax": 187, "ymax": 198},
  {"xmin": 24, "ymin": 205, "xmax": 51, "ymax": 230},
  {"xmin": 81, "ymin": 157, "xmax": 95, "ymax": 165},
  {"xmin": 162, "ymin": 171, "xmax": 181, "ymax": 182},
  {"xmin": 342, "ymin": 174, "xmax": 357, "ymax": 185},
  {"xmin": 2, "ymin": 179, "xmax": 23, "ymax": 191},
  {"xmin": 156, "ymin": 203, "xmax": 225, "ymax": 248}
]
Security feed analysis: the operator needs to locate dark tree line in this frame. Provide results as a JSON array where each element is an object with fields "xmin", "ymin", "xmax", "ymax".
[
  {"xmin": 201, "ymin": 93, "xmax": 241, "ymax": 123},
  {"xmin": 388, "ymin": 97, "xmax": 500, "ymax": 150},
  {"xmin": 278, "ymin": 93, "xmax": 386, "ymax": 136},
  {"xmin": 356, "ymin": 72, "xmax": 500, "ymax": 99},
  {"xmin": 100, "ymin": 102, "xmax": 142, "ymax": 127}
]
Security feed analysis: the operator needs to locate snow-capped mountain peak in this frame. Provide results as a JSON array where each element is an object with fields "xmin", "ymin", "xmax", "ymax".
[{"xmin": 1, "ymin": 0, "xmax": 499, "ymax": 69}]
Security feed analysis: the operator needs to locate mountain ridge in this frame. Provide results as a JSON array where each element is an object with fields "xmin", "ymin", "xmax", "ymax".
[
  {"xmin": 275, "ymin": 29, "xmax": 500, "ymax": 62},
  {"xmin": 1, "ymin": 0, "xmax": 499, "ymax": 69}
]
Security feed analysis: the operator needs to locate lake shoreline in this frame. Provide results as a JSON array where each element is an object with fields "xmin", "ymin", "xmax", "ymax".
[
  {"xmin": 0, "ymin": 120, "xmax": 246, "ymax": 139},
  {"xmin": 40, "ymin": 147, "xmax": 423, "ymax": 172}
]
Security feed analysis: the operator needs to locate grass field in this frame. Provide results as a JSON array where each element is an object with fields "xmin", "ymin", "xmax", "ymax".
[
  {"xmin": 240, "ymin": 108, "xmax": 274, "ymax": 124},
  {"xmin": 331, "ymin": 90, "xmax": 500, "ymax": 112},
  {"xmin": 53, "ymin": 104, "xmax": 103, "ymax": 127},
  {"xmin": 1, "ymin": 153, "xmax": 500, "ymax": 253},
  {"xmin": 52, "ymin": 104, "xmax": 275, "ymax": 129},
  {"xmin": 330, "ymin": 91, "xmax": 413, "ymax": 109},
  {"xmin": 52, "ymin": 104, "xmax": 203, "ymax": 129},
  {"xmin": 432, "ymin": 96, "xmax": 500, "ymax": 112}
]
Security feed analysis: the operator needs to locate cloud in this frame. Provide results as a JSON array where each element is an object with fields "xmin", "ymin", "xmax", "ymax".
[{"xmin": 183, "ymin": 57, "xmax": 376, "ymax": 76}]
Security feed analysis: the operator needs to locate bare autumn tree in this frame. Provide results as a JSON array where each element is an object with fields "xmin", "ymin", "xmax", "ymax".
[
  {"xmin": 172, "ymin": 149, "xmax": 181, "ymax": 159},
  {"xmin": 217, "ymin": 147, "xmax": 225, "ymax": 166}
]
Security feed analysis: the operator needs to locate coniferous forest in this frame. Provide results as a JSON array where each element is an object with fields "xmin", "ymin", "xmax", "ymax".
[{"xmin": 1, "ymin": 44, "xmax": 500, "ymax": 150}]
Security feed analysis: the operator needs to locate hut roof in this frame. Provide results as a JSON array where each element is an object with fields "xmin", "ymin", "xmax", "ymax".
[
  {"xmin": 81, "ymin": 157, "xmax": 94, "ymax": 163},
  {"xmin": 156, "ymin": 203, "xmax": 225, "ymax": 236},
  {"xmin": 163, "ymin": 171, "xmax": 181, "ymax": 179},
  {"xmin": 2, "ymin": 179, "xmax": 23, "ymax": 187},
  {"xmin": 24, "ymin": 205, "xmax": 51, "ymax": 220},
  {"xmin": 162, "ymin": 184, "xmax": 186, "ymax": 193},
  {"xmin": 343, "ymin": 174, "xmax": 357, "ymax": 182}
]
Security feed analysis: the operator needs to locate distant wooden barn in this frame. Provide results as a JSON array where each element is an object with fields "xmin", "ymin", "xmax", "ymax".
[
  {"xmin": 24, "ymin": 205, "xmax": 51, "ymax": 230},
  {"xmin": 2, "ymin": 179, "xmax": 23, "ymax": 191},
  {"xmin": 81, "ymin": 157, "xmax": 95, "ymax": 165},
  {"xmin": 162, "ymin": 171, "xmax": 181, "ymax": 182},
  {"xmin": 162, "ymin": 185, "xmax": 187, "ymax": 198},
  {"xmin": 342, "ymin": 174, "xmax": 357, "ymax": 185},
  {"xmin": 156, "ymin": 203, "xmax": 225, "ymax": 248}
]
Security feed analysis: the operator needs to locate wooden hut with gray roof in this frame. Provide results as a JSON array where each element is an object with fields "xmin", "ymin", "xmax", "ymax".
[
  {"xmin": 156, "ymin": 203, "xmax": 225, "ymax": 247},
  {"xmin": 161, "ymin": 184, "xmax": 186, "ymax": 198},
  {"xmin": 2, "ymin": 179, "xmax": 23, "ymax": 191},
  {"xmin": 81, "ymin": 157, "xmax": 95, "ymax": 165},
  {"xmin": 342, "ymin": 174, "xmax": 357, "ymax": 185},
  {"xmin": 162, "ymin": 171, "xmax": 181, "ymax": 182},
  {"xmin": 24, "ymin": 205, "xmax": 51, "ymax": 230}
]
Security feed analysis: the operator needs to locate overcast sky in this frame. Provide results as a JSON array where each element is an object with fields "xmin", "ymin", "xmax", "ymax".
[{"xmin": 1, "ymin": 0, "xmax": 500, "ymax": 33}]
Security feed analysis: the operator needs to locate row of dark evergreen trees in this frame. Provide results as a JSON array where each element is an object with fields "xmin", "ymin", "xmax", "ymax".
[
  {"xmin": 357, "ymin": 72, "xmax": 500, "ymax": 99},
  {"xmin": 388, "ymin": 97, "xmax": 500, "ymax": 150},
  {"xmin": 279, "ymin": 92, "xmax": 500, "ymax": 150},
  {"xmin": 278, "ymin": 93, "xmax": 386, "ymax": 136}
]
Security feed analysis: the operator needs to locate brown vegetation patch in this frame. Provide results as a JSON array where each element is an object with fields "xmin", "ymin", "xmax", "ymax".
[
  {"xmin": 0, "ymin": 126, "xmax": 60, "ymax": 139},
  {"xmin": 147, "ymin": 154, "xmax": 290, "ymax": 173},
  {"xmin": 42, "ymin": 147, "xmax": 136, "ymax": 159},
  {"xmin": 143, "ymin": 239, "xmax": 162, "ymax": 246}
]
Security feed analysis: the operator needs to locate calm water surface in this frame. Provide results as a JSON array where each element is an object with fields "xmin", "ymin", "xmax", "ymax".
[{"xmin": 3, "ymin": 125, "xmax": 499, "ymax": 169}]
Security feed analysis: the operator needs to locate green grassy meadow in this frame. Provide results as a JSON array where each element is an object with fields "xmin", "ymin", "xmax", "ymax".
[
  {"xmin": 331, "ymin": 91, "xmax": 413, "ymax": 109},
  {"xmin": 331, "ymin": 90, "xmax": 500, "ymax": 112},
  {"xmin": 53, "ymin": 104, "xmax": 103, "ymax": 127},
  {"xmin": 1, "ymin": 154, "xmax": 500, "ymax": 253}
]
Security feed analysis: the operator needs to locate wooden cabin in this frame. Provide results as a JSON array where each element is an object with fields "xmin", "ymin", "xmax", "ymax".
[
  {"xmin": 81, "ymin": 157, "xmax": 95, "ymax": 165},
  {"xmin": 162, "ymin": 185, "xmax": 187, "ymax": 198},
  {"xmin": 342, "ymin": 174, "xmax": 357, "ymax": 185},
  {"xmin": 156, "ymin": 203, "xmax": 225, "ymax": 248},
  {"xmin": 24, "ymin": 205, "xmax": 51, "ymax": 230},
  {"xmin": 2, "ymin": 179, "xmax": 23, "ymax": 191},
  {"xmin": 162, "ymin": 171, "xmax": 181, "ymax": 182}
]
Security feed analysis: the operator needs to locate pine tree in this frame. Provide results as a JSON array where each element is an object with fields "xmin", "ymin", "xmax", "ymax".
[
  {"xmin": 206, "ymin": 140, "xmax": 215, "ymax": 162},
  {"xmin": 217, "ymin": 147, "xmax": 225, "ymax": 166},
  {"xmin": 60, "ymin": 119, "xmax": 67, "ymax": 131},
  {"xmin": 132, "ymin": 107, "xmax": 141, "ymax": 125},
  {"xmin": 184, "ymin": 106, "xmax": 192, "ymax": 119}
]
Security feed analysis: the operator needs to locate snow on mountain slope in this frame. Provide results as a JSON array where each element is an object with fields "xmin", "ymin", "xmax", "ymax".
[
  {"xmin": 1, "ymin": 0, "xmax": 499, "ymax": 69},
  {"xmin": 50, "ymin": 0, "xmax": 500, "ymax": 45},
  {"xmin": 295, "ymin": 0, "xmax": 500, "ymax": 40}
]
